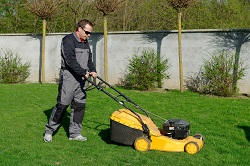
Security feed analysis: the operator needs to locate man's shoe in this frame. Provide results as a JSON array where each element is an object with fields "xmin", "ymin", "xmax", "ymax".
[
  {"xmin": 43, "ymin": 133, "xmax": 52, "ymax": 142},
  {"xmin": 69, "ymin": 135, "xmax": 87, "ymax": 141}
]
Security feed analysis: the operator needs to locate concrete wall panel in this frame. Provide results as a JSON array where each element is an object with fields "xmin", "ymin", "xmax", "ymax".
[{"xmin": 0, "ymin": 30, "xmax": 249, "ymax": 93}]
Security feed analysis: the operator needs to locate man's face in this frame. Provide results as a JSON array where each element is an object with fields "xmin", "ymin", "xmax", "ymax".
[{"xmin": 78, "ymin": 24, "xmax": 93, "ymax": 41}]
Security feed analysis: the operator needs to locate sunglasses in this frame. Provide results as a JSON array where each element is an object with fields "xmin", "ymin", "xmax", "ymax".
[{"xmin": 82, "ymin": 28, "xmax": 92, "ymax": 35}]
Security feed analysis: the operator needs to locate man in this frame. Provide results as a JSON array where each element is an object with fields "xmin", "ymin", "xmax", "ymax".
[{"xmin": 43, "ymin": 19, "xmax": 97, "ymax": 142}]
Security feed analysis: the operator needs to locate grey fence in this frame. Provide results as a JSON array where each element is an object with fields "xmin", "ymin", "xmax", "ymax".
[{"xmin": 0, "ymin": 29, "xmax": 249, "ymax": 93}]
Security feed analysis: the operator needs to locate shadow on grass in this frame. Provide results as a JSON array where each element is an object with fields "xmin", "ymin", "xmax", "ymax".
[
  {"xmin": 84, "ymin": 120, "xmax": 112, "ymax": 144},
  {"xmin": 237, "ymin": 125, "xmax": 250, "ymax": 142},
  {"xmin": 43, "ymin": 107, "xmax": 70, "ymax": 137},
  {"xmin": 84, "ymin": 120, "xmax": 109, "ymax": 131},
  {"xmin": 99, "ymin": 128, "xmax": 113, "ymax": 144}
]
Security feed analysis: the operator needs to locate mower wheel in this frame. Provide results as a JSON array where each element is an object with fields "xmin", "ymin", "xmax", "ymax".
[
  {"xmin": 194, "ymin": 134, "xmax": 205, "ymax": 142},
  {"xmin": 134, "ymin": 136, "xmax": 151, "ymax": 152},
  {"xmin": 184, "ymin": 141, "xmax": 199, "ymax": 154}
]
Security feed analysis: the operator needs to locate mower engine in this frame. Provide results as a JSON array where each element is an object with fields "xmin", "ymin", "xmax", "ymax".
[{"xmin": 162, "ymin": 119, "xmax": 190, "ymax": 139}]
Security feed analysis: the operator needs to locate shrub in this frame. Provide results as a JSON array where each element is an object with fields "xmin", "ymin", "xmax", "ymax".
[
  {"xmin": 0, "ymin": 49, "xmax": 30, "ymax": 83},
  {"xmin": 186, "ymin": 51, "xmax": 246, "ymax": 96},
  {"xmin": 122, "ymin": 49, "xmax": 170, "ymax": 90}
]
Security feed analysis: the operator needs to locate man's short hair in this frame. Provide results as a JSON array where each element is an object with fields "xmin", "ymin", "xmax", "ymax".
[{"xmin": 76, "ymin": 19, "xmax": 94, "ymax": 31}]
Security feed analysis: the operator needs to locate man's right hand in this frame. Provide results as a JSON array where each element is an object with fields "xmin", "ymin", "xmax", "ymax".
[
  {"xmin": 84, "ymin": 72, "xmax": 89, "ymax": 79},
  {"xmin": 89, "ymin": 72, "xmax": 97, "ymax": 78}
]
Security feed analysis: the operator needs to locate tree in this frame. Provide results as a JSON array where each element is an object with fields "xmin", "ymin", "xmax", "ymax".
[
  {"xmin": 95, "ymin": 0, "xmax": 125, "ymax": 82},
  {"xmin": 168, "ymin": 0, "xmax": 195, "ymax": 92},
  {"xmin": 26, "ymin": 0, "xmax": 64, "ymax": 83},
  {"xmin": 65, "ymin": 0, "xmax": 94, "ymax": 25}
]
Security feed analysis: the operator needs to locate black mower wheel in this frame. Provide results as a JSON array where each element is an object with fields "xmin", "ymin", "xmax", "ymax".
[{"xmin": 134, "ymin": 136, "xmax": 151, "ymax": 152}]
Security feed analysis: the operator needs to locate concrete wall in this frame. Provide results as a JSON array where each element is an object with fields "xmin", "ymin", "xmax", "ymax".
[{"xmin": 0, "ymin": 29, "xmax": 249, "ymax": 93}]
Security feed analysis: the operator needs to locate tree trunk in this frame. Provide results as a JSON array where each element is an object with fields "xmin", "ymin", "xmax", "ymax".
[
  {"xmin": 123, "ymin": 0, "xmax": 128, "ymax": 31},
  {"xmin": 41, "ymin": 19, "xmax": 46, "ymax": 83},
  {"xmin": 178, "ymin": 11, "xmax": 184, "ymax": 92},
  {"xmin": 104, "ymin": 15, "xmax": 108, "ymax": 82}
]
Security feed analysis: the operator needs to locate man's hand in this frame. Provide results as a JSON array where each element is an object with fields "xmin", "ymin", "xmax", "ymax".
[
  {"xmin": 84, "ymin": 72, "xmax": 90, "ymax": 78},
  {"xmin": 89, "ymin": 72, "xmax": 97, "ymax": 78}
]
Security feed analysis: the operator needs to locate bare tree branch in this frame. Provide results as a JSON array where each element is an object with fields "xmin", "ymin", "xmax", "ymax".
[
  {"xmin": 95, "ymin": 0, "xmax": 125, "ymax": 16},
  {"xmin": 168, "ymin": 0, "xmax": 195, "ymax": 11},
  {"xmin": 26, "ymin": 0, "xmax": 64, "ymax": 19},
  {"xmin": 65, "ymin": 0, "xmax": 94, "ymax": 24}
]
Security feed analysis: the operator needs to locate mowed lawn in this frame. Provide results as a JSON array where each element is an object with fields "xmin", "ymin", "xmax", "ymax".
[{"xmin": 0, "ymin": 84, "xmax": 249, "ymax": 166}]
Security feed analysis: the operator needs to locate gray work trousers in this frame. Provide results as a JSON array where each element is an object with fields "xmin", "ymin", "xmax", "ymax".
[{"xmin": 45, "ymin": 69, "xmax": 87, "ymax": 138}]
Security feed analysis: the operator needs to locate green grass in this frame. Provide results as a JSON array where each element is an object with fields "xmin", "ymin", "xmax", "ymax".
[{"xmin": 0, "ymin": 84, "xmax": 249, "ymax": 166}]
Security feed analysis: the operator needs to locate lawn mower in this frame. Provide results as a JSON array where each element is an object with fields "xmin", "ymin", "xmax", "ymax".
[{"xmin": 86, "ymin": 76, "xmax": 204, "ymax": 154}]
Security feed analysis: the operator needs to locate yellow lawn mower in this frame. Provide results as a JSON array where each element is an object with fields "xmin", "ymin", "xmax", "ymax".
[{"xmin": 86, "ymin": 76, "xmax": 205, "ymax": 154}]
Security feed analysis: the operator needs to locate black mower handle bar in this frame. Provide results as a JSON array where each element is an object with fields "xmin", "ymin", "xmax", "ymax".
[
  {"xmin": 85, "ymin": 75, "xmax": 148, "ymax": 115},
  {"xmin": 84, "ymin": 75, "xmax": 167, "ymax": 122},
  {"xmin": 84, "ymin": 75, "xmax": 151, "ymax": 136},
  {"xmin": 85, "ymin": 76, "xmax": 142, "ymax": 109},
  {"xmin": 96, "ymin": 76, "xmax": 167, "ymax": 122}
]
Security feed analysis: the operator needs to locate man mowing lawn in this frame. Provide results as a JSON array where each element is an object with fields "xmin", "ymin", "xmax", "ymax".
[{"xmin": 43, "ymin": 19, "xmax": 97, "ymax": 142}]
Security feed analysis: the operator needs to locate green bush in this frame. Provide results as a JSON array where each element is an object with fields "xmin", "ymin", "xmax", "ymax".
[
  {"xmin": 122, "ymin": 49, "xmax": 170, "ymax": 90},
  {"xmin": 0, "ymin": 49, "xmax": 30, "ymax": 83},
  {"xmin": 186, "ymin": 51, "xmax": 246, "ymax": 96}
]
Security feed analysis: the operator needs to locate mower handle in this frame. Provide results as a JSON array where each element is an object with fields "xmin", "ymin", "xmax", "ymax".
[
  {"xmin": 84, "ymin": 75, "xmax": 167, "ymax": 122},
  {"xmin": 85, "ymin": 75, "xmax": 149, "ymax": 115}
]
